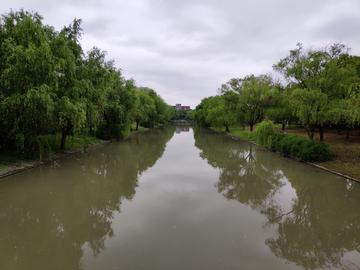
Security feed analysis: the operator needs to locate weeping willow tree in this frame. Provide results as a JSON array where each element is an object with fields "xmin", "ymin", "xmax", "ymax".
[{"xmin": 253, "ymin": 119, "xmax": 277, "ymax": 147}]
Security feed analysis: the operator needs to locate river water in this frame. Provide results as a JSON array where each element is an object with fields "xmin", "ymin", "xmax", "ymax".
[{"xmin": 1, "ymin": 126, "xmax": 360, "ymax": 270}]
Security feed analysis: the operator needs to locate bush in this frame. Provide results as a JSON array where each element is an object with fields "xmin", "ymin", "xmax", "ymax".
[
  {"xmin": 277, "ymin": 134, "xmax": 293, "ymax": 155},
  {"xmin": 96, "ymin": 125, "xmax": 124, "ymax": 140},
  {"xmin": 255, "ymin": 120, "xmax": 331, "ymax": 162},
  {"xmin": 298, "ymin": 140, "xmax": 331, "ymax": 162},
  {"xmin": 268, "ymin": 133, "xmax": 285, "ymax": 151},
  {"xmin": 140, "ymin": 121, "xmax": 155, "ymax": 129}
]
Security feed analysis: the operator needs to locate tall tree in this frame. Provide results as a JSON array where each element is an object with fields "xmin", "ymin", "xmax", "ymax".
[
  {"xmin": 273, "ymin": 43, "xmax": 353, "ymax": 140},
  {"xmin": 206, "ymin": 92, "xmax": 238, "ymax": 132},
  {"xmin": 133, "ymin": 88, "xmax": 156, "ymax": 131},
  {"xmin": 221, "ymin": 74, "xmax": 275, "ymax": 132},
  {"xmin": 193, "ymin": 96, "xmax": 216, "ymax": 127},
  {"xmin": 53, "ymin": 18, "xmax": 86, "ymax": 150},
  {"xmin": 0, "ymin": 10, "xmax": 59, "ymax": 156}
]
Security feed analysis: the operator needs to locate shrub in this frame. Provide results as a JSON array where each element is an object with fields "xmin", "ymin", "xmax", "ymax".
[
  {"xmin": 289, "ymin": 136, "xmax": 304, "ymax": 158},
  {"xmin": 298, "ymin": 140, "xmax": 331, "ymax": 162},
  {"xmin": 277, "ymin": 134, "xmax": 293, "ymax": 155},
  {"xmin": 276, "ymin": 135, "xmax": 331, "ymax": 162},
  {"xmin": 96, "ymin": 125, "xmax": 124, "ymax": 140},
  {"xmin": 268, "ymin": 133, "xmax": 285, "ymax": 151},
  {"xmin": 140, "ymin": 121, "xmax": 155, "ymax": 128},
  {"xmin": 254, "ymin": 121, "xmax": 332, "ymax": 162},
  {"xmin": 254, "ymin": 119, "xmax": 277, "ymax": 147}
]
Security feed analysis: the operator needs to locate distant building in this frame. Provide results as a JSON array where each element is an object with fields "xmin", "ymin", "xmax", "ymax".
[{"xmin": 172, "ymin": 104, "xmax": 190, "ymax": 111}]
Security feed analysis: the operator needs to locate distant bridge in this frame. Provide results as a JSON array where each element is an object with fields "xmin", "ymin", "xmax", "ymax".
[{"xmin": 170, "ymin": 119, "xmax": 195, "ymax": 126}]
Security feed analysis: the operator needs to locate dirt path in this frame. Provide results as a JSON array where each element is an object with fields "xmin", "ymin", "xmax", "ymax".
[{"xmin": 285, "ymin": 128, "xmax": 360, "ymax": 138}]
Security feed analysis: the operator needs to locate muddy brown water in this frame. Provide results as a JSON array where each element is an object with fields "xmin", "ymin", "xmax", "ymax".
[{"xmin": 1, "ymin": 126, "xmax": 360, "ymax": 270}]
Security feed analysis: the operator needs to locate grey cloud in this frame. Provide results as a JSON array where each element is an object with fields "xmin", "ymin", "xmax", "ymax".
[
  {"xmin": 83, "ymin": 16, "xmax": 116, "ymax": 38},
  {"xmin": 1, "ymin": 0, "xmax": 359, "ymax": 108},
  {"xmin": 310, "ymin": 15, "xmax": 360, "ymax": 43}
]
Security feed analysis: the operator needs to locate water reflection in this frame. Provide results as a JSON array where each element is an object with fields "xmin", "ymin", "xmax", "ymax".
[
  {"xmin": 175, "ymin": 127, "xmax": 190, "ymax": 133},
  {"xmin": 2, "ymin": 126, "xmax": 360, "ymax": 270},
  {"xmin": 194, "ymin": 128, "xmax": 284, "ymax": 211},
  {"xmin": 266, "ymin": 166, "xmax": 360, "ymax": 269},
  {"xmin": 193, "ymin": 127, "xmax": 360, "ymax": 269},
  {"xmin": 0, "ymin": 126, "xmax": 176, "ymax": 270}
]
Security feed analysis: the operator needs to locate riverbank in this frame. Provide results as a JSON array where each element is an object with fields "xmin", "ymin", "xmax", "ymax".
[
  {"xmin": 210, "ymin": 125, "xmax": 360, "ymax": 183},
  {"xmin": 0, "ymin": 124, "xmax": 166, "ymax": 180}
]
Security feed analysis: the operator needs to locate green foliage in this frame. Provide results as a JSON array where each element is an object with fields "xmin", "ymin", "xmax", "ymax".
[
  {"xmin": 273, "ymin": 43, "xmax": 360, "ymax": 140},
  {"xmin": 95, "ymin": 124, "xmax": 124, "ymax": 140},
  {"xmin": 194, "ymin": 96, "xmax": 218, "ymax": 127},
  {"xmin": 254, "ymin": 120, "xmax": 332, "ymax": 162},
  {"xmin": 220, "ymin": 74, "xmax": 277, "ymax": 131},
  {"xmin": 270, "ymin": 133, "xmax": 331, "ymax": 162},
  {"xmin": 206, "ymin": 92, "xmax": 238, "ymax": 132},
  {"xmin": 133, "ymin": 88, "xmax": 156, "ymax": 130},
  {"xmin": 0, "ymin": 85, "xmax": 55, "ymax": 158},
  {"xmin": 297, "ymin": 140, "xmax": 331, "ymax": 162},
  {"xmin": 253, "ymin": 119, "xmax": 277, "ymax": 147},
  {"xmin": 0, "ymin": 9, "xmax": 173, "ymax": 158}
]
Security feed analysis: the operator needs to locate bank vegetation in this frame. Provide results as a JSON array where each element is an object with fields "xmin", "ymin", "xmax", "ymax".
[
  {"xmin": 194, "ymin": 43, "xmax": 360, "ymax": 164},
  {"xmin": 0, "ymin": 9, "xmax": 177, "ymax": 164}
]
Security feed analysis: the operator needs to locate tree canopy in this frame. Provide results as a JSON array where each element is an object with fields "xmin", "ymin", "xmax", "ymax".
[
  {"xmin": 194, "ymin": 43, "xmax": 360, "ymax": 141},
  {"xmin": 0, "ymin": 9, "xmax": 174, "ymax": 157}
]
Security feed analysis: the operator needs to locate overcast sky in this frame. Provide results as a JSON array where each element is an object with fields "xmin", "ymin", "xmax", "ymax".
[{"xmin": 2, "ymin": 0, "xmax": 360, "ymax": 108}]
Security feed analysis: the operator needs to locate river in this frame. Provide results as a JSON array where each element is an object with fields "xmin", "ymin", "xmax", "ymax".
[{"xmin": 1, "ymin": 126, "xmax": 360, "ymax": 270}]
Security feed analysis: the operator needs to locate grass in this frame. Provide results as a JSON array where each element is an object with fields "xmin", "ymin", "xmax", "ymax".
[
  {"xmin": 47, "ymin": 132, "xmax": 101, "ymax": 152},
  {"xmin": 123, "ymin": 123, "xmax": 147, "ymax": 137},
  {"xmin": 211, "ymin": 125, "xmax": 258, "ymax": 142},
  {"xmin": 211, "ymin": 124, "xmax": 360, "ymax": 181},
  {"xmin": 0, "ymin": 154, "xmax": 23, "ymax": 171},
  {"xmin": 319, "ymin": 136, "xmax": 360, "ymax": 180}
]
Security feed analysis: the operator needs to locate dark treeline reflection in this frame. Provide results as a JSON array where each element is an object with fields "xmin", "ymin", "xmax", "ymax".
[
  {"xmin": 193, "ymin": 127, "xmax": 360, "ymax": 270},
  {"xmin": 0, "ymin": 126, "xmax": 176, "ymax": 270}
]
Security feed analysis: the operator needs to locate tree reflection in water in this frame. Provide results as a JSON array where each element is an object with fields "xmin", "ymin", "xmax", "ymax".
[
  {"xmin": 0, "ymin": 126, "xmax": 176, "ymax": 270},
  {"xmin": 194, "ymin": 127, "xmax": 284, "ymax": 213},
  {"xmin": 194, "ymin": 127, "xmax": 360, "ymax": 270}
]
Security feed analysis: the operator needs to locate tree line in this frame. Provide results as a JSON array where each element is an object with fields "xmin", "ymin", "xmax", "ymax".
[
  {"xmin": 0, "ymin": 10, "xmax": 176, "ymax": 158},
  {"xmin": 194, "ymin": 43, "xmax": 360, "ymax": 141}
]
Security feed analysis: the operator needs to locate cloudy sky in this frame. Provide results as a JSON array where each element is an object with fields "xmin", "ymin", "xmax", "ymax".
[{"xmin": 1, "ymin": 0, "xmax": 360, "ymax": 108}]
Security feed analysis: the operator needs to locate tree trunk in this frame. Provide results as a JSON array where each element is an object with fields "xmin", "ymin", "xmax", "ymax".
[
  {"xmin": 60, "ymin": 129, "xmax": 68, "ymax": 150},
  {"xmin": 250, "ymin": 125, "xmax": 253, "ymax": 132},
  {"xmin": 60, "ymin": 121, "xmax": 73, "ymax": 150},
  {"xmin": 136, "ymin": 121, "xmax": 139, "ymax": 131},
  {"xmin": 225, "ymin": 125, "xmax": 230, "ymax": 132},
  {"xmin": 310, "ymin": 127, "xmax": 315, "ymax": 139},
  {"xmin": 304, "ymin": 125, "xmax": 314, "ymax": 140},
  {"xmin": 346, "ymin": 126, "xmax": 350, "ymax": 141},
  {"xmin": 319, "ymin": 125, "xmax": 324, "ymax": 141}
]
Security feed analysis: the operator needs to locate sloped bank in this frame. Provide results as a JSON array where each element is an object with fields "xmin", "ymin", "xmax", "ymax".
[
  {"xmin": 0, "ymin": 124, "xmax": 166, "ymax": 180},
  {"xmin": 209, "ymin": 127, "xmax": 360, "ymax": 184}
]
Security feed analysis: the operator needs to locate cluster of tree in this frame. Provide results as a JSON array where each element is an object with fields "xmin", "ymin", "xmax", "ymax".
[
  {"xmin": 0, "ymin": 10, "xmax": 176, "ymax": 158},
  {"xmin": 175, "ymin": 109, "xmax": 194, "ymax": 120},
  {"xmin": 194, "ymin": 43, "xmax": 360, "ymax": 140},
  {"xmin": 133, "ymin": 87, "xmax": 176, "ymax": 130}
]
